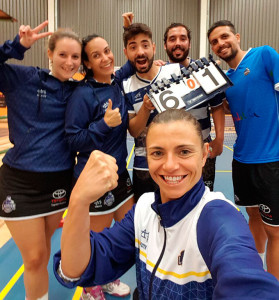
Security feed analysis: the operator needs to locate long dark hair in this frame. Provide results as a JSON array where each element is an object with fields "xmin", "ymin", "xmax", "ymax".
[{"xmin": 81, "ymin": 34, "xmax": 102, "ymax": 78}]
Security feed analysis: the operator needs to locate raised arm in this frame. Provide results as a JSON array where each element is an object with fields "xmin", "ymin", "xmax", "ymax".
[
  {"xmin": 0, "ymin": 20, "xmax": 52, "ymax": 93},
  {"xmin": 122, "ymin": 12, "xmax": 134, "ymax": 28},
  {"xmin": 59, "ymin": 151, "xmax": 119, "ymax": 278},
  {"xmin": 198, "ymin": 200, "xmax": 279, "ymax": 298},
  {"xmin": 54, "ymin": 151, "xmax": 136, "ymax": 288}
]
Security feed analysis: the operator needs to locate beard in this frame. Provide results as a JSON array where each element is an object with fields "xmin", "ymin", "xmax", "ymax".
[
  {"xmin": 218, "ymin": 47, "xmax": 238, "ymax": 63},
  {"xmin": 131, "ymin": 54, "xmax": 154, "ymax": 74},
  {"xmin": 166, "ymin": 45, "xmax": 189, "ymax": 63}
]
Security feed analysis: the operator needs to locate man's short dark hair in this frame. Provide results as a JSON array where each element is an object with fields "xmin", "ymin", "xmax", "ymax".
[
  {"xmin": 163, "ymin": 23, "xmax": 191, "ymax": 44},
  {"xmin": 123, "ymin": 23, "xmax": 152, "ymax": 48},
  {"xmin": 207, "ymin": 20, "xmax": 236, "ymax": 39}
]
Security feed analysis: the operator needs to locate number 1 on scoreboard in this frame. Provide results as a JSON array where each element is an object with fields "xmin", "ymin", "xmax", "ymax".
[{"xmin": 192, "ymin": 63, "xmax": 227, "ymax": 94}]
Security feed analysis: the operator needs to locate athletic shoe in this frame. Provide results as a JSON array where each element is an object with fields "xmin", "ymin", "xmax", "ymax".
[
  {"xmin": 80, "ymin": 286, "xmax": 106, "ymax": 300},
  {"xmin": 102, "ymin": 279, "xmax": 130, "ymax": 297}
]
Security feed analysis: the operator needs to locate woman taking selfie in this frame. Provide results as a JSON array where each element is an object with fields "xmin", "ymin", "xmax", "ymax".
[{"xmin": 55, "ymin": 109, "xmax": 279, "ymax": 299}]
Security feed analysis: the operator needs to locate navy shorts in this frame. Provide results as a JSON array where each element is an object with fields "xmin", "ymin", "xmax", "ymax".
[
  {"xmin": 73, "ymin": 169, "xmax": 134, "ymax": 215},
  {"xmin": 232, "ymin": 159, "xmax": 279, "ymax": 226},
  {"xmin": 0, "ymin": 164, "xmax": 73, "ymax": 220}
]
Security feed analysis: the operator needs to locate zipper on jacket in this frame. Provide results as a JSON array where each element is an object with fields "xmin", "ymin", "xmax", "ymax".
[
  {"xmin": 148, "ymin": 217, "xmax": 167, "ymax": 300},
  {"xmin": 158, "ymin": 215, "xmax": 161, "ymax": 232}
]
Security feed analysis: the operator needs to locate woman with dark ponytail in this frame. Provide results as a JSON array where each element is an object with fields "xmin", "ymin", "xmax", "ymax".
[{"xmin": 65, "ymin": 34, "xmax": 135, "ymax": 300}]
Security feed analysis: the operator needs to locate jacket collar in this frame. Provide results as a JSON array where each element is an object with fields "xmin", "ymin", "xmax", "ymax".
[
  {"xmin": 85, "ymin": 74, "xmax": 116, "ymax": 87},
  {"xmin": 151, "ymin": 177, "xmax": 205, "ymax": 228}
]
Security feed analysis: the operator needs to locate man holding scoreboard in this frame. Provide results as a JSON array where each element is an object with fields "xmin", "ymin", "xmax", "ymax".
[{"xmin": 122, "ymin": 13, "xmax": 228, "ymax": 199}]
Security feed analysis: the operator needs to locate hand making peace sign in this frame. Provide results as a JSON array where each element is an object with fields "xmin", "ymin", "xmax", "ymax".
[{"xmin": 19, "ymin": 20, "xmax": 52, "ymax": 48}]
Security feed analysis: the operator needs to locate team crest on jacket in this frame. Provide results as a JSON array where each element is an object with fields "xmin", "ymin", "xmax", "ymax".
[
  {"xmin": 2, "ymin": 195, "xmax": 16, "ymax": 213},
  {"xmin": 103, "ymin": 101, "xmax": 109, "ymax": 110},
  {"xmin": 104, "ymin": 192, "xmax": 115, "ymax": 206}
]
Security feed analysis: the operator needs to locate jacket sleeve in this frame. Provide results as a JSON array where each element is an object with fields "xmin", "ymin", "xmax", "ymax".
[
  {"xmin": 65, "ymin": 85, "xmax": 112, "ymax": 152},
  {"xmin": 53, "ymin": 206, "xmax": 136, "ymax": 288},
  {"xmin": 197, "ymin": 200, "xmax": 279, "ymax": 300},
  {"xmin": 0, "ymin": 35, "xmax": 36, "ymax": 93},
  {"xmin": 0, "ymin": 34, "xmax": 28, "ymax": 62},
  {"xmin": 114, "ymin": 60, "xmax": 135, "ymax": 84}
]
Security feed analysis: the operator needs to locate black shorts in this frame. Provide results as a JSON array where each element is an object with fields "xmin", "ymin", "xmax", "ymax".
[
  {"xmin": 202, "ymin": 136, "xmax": 216, "ymax": 191},
  {"xmin": 0, "ymin": 164, "xmax": 73, "ymax": 220},
  {"xmin": 232, "ymin": 159, "xmax": 279, "ymax": 226},
  {"xmin": 73, "ymin": 169, "xmax": 134, "ymax": 215},
  {"xmin": 133, "ymin": 169, "xmax": 158, "ymax": 202},
  {"xmin": 202, "ymin": 157, "xmax": 216, "ymax": 191}
]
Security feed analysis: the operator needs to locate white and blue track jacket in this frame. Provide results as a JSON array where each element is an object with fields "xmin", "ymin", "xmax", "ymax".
[{"xmin": 53, "ymin": 178, "xmax": 279, "ymax": 299}]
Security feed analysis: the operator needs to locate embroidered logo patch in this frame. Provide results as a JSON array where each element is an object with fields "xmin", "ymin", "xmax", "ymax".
[
  {"xmin": 134, "ymin": 91, "xmax": 142, "ymax": 102},
  {"xmin": 103, "ymin": 101, "xmax": 109, "ymax": 110},
  {"xmin": 141, "ymin": 229, "xmax": 149, "ymax": 242},
  {"xmin": 244, "ymin": 68, "xmax": 250, "ymax": 75},
  {"xmin": 104, "ymin": 192, "xmax": 115, "ymax": 206},
  {"xmin": 2, "ymin": 195, "xmax": 16, "ymax": 213},
  {"xmin": 37, "ymin": 89, "xmax": 47, "ymax": 98}
]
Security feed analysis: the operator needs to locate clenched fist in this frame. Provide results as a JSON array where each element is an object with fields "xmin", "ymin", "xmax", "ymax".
[{"xmin": 71, "ymin": 151, "xmax": 119, "ymax": 206}]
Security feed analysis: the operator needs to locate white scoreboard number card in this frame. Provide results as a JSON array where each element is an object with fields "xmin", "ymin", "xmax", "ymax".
[
  {"xmin": 149, "ymin": 55, "xmax": 233, "ymax": 112},
  {"xmin": 190, "ymin": 59, "xmax": 227, "ymax": 94},
  {"xmin": 150, "ymin": 80, "xmax": 186, "ymax": 112}
]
